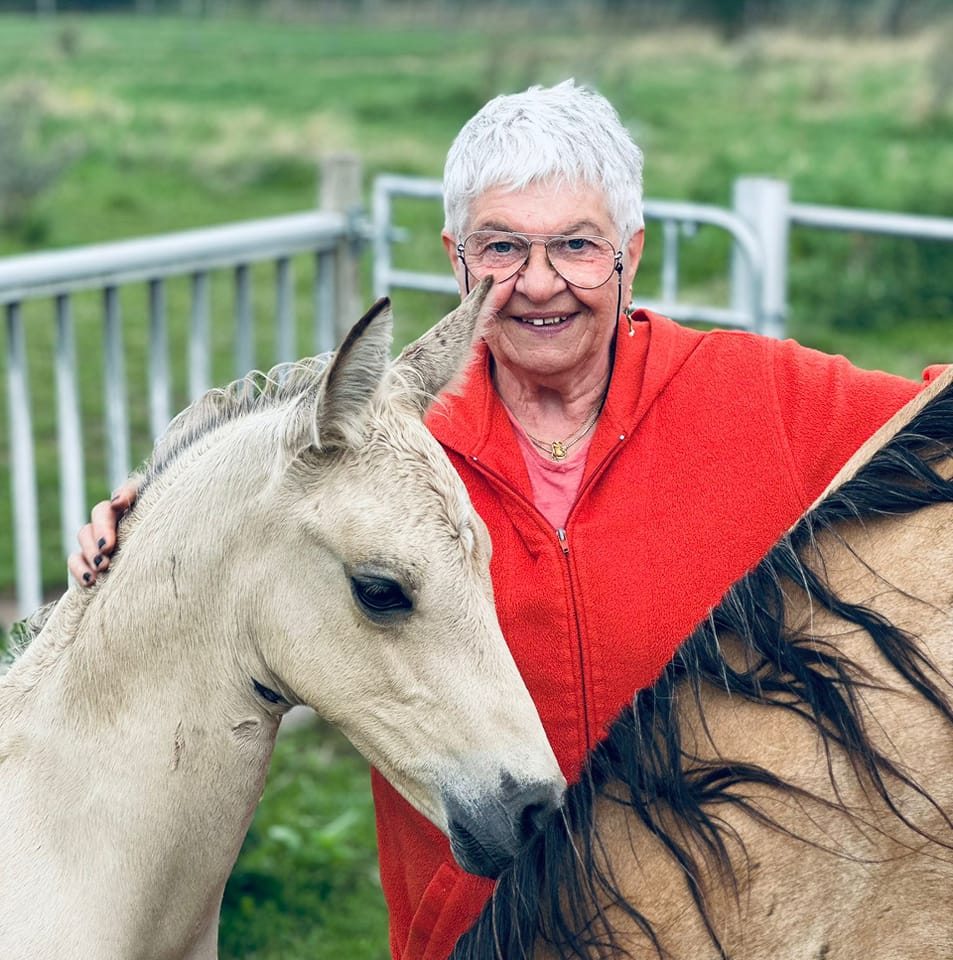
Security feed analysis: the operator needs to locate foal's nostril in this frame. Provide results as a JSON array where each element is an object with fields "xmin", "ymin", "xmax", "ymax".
[
  {"xmin": 510, "ymin": 778, "xmax": 563, "ymax": 845},
  {"xmin": 518, "ymin": 799, "xmax": 551, "ymax": 844}
]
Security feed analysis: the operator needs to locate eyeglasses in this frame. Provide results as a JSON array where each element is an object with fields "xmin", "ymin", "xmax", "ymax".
[{"xmin": 457, "ymin": 231, "xmax": 622, "ymax": 293}]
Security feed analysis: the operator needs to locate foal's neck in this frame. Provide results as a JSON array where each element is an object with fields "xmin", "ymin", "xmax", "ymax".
[{"xmin": 0, "ymin": 581, "xmax": 282, "ymax": 959}]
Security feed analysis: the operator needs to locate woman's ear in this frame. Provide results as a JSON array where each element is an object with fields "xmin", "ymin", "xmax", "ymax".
[
  {"xmin": 442, "ymin": 230, "xmax": 468, "ymax": 298},
  {"xmin": 624, "ymin": 229, "xmax": 645, "ymax": 290}
]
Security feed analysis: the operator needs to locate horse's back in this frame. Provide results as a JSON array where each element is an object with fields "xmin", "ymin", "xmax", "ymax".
[{"xmin": 528, "ymin": 397, "xmax": 953, "ymax": 960}]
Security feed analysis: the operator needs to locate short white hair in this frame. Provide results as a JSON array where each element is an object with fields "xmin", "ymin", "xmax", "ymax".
[{"xmin": 442, "ymin": 79, "xmax": 644, "ymax": 243}]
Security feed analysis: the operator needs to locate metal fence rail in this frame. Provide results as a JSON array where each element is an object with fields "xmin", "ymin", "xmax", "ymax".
[
  {"xmin": 788, "ymin": 203, "xmax": 953, "ymax": 241},
  {"xmin": 1, "ymin": 210, "xmax": 352, "ymax": 616}
]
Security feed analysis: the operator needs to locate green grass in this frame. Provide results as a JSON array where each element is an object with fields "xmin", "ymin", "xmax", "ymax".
[
  {"xmin": 221, "ymin": 720, "xmax": 389, "ymax": 960},
  {"xmin": 1, "ymin": 12, "xmax": 952, "ymax": 958}
]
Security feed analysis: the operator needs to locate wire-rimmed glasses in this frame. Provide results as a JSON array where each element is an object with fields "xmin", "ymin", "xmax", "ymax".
[{"xmin": 457, "ymin": 231, "xmax": 622, "ymax": 293}]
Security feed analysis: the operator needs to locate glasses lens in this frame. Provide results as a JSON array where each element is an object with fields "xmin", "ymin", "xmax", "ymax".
[
  {"xmin": 461, "ymin": 232, "xmax": 618, "ymax": 288},
  {"xmin": 462, "ymin": 232, "xmax": 530, "ymax": 283},
  {"xmin": 546, "ymin": 236, "xmax": 617, "ymax": 288}
]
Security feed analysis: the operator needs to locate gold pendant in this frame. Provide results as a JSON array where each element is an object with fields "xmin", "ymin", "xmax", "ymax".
[{"xmin": 551, "ymin": 440, "xmax": 567, "ymax": 461}]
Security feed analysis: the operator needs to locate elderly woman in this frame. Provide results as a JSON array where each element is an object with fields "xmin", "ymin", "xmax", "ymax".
[{"xmin": 71, "ymin": 81, "xmax": 940, "ymax": 959}]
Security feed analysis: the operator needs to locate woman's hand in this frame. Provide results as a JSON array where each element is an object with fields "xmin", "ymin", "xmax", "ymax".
[{"xmin": 67, "ymin": 478, "xmax": 140, "ymax": 586}]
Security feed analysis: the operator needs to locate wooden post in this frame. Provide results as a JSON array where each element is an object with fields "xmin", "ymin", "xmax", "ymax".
[{"xmin": 319, "ymin": 153, "xmax": 363, "ymax": 347}]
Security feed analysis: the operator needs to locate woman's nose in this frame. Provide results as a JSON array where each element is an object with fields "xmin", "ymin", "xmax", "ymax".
[{"xmin": 515, "ymin": 243, "xmax": 565, "ymax": 300}]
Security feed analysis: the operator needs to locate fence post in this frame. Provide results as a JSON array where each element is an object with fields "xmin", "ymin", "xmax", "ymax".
[
  {"xmin": 731, "ymin": 177, "xmax": 789, "ymax": 338},
  {"xmin": 5, "ymin": 303, "xmax": 42, "ymax": 616},
  {"xmin": 319, "ymin": 154, "xmax": 363, "ymax": 347}
]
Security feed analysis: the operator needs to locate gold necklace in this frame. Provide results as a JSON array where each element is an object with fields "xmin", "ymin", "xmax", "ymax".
[{"xmin": 523, "ymin": 402, "xmax": 604, "ymax": 462}]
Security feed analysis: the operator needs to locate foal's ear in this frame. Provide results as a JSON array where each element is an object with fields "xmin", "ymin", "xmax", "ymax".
[
  {"xmin": 390, "ymin": 277, "xmax": 493, "ymax": 415},
  {"xmin": 308, "ymin": 297, "xmax": 393, "ymax": 450}
]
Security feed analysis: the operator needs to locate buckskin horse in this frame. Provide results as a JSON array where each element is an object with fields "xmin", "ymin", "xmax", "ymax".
[{"xmin": 453, "ymin": 364, "xmax": 953, "ymax": 960}]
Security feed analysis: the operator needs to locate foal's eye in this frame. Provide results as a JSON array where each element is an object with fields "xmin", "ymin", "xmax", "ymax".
[{"xmin": 350, "ymin": 575, "xmax": 413, "ymax": 619}]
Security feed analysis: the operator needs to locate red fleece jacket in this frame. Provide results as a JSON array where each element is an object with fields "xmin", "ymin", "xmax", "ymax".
[{"xmin": 372, "ymin": 311, "xmax": 932, "ymax": 960}]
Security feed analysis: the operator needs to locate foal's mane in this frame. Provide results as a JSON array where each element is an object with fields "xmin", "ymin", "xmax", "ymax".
[
  {"xmin": 5, "ymin": 356, "xmax": 335, "ymax": 655},
  {"xmin": 452, "ymin": 375, "xmax": 953, "ymax": 960},
  {"xmin": 143, "ymin": 355, "xmax": 333, "ymax": 490}
]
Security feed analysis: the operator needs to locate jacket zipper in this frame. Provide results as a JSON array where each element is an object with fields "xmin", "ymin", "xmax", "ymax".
[
  {"xmin": 467, "ymin": 462, "xmax": 594, "ymax": 750},
  {"xmin": 469, "ymin": 431, "xmax": 629, "ymax": 754},
  {"xmin": 554, "ymin": 432, "xmax": 630, "ymax": 751},
  {"xmin": 554, "ymin": 524, "xmax": 592, "ymax": 751}
]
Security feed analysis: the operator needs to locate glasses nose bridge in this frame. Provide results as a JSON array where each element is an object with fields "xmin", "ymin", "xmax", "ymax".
[{"xmin": 518, "ymin": 236, "xmax": 560, "ymax": 279}]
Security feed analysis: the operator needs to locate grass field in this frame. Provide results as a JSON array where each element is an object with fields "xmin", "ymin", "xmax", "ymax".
[
  {"xmin": 0, "ymin": 11, "xmax": 951, "ymax": 958},
  {"xmin": 219, "ymin": 719, "xmax": 389, "ymax": 960}
]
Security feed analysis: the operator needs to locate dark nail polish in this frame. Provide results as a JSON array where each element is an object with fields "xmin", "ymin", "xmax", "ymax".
[
  {"xmin": 82, "ymin": 572, "xmax": 91, "ymax": 584},
  {"xmin": 94, "ymin": 555, "xmax": 103, "ymax": 567},
  {"xmin": 97, "ymin": 538, "xmax": 106, "ymax": 549}
]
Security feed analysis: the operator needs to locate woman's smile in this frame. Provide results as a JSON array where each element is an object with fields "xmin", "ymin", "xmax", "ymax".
[{"xmin": 512, "ymin": 312, "xmax": 577, "ymax": 329}]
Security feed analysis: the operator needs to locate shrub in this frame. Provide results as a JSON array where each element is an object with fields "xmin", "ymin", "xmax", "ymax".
[{"xmin": 0, "ymin": 84, "xmax": 79, "ymax": 234}]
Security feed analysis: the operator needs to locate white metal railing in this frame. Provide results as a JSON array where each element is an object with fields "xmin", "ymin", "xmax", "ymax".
[
  {"xmin": 372, "ymin": 174, "xmax": 770, "ymax": 337},
  {"xmin": 788, "ymin": 203, "xmax": 953, "ymax": 241},
  {"xmin": 1, "ymin": 210, "xmax": 352, "ymax": 617},
  {"xmin": 729, "ymin": 179, "xmax": 953, "ymax": 338},
  {"xmin": 640, "ymin": 197, "xmax": 766, "ymax": 333},
  {"xmin": 4, "ymin": 166, "xmax": 952, "ymax": 621}
]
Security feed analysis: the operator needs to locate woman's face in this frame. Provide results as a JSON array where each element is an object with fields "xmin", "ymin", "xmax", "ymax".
[{"xmin": 443, "ymin": 181, "xmax": 644, "ymax": 387}]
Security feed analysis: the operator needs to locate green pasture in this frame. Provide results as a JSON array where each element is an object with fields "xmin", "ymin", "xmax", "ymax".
[{"xmin": 0, "ymin": 11, "xmax": 951, "ymax": 959}]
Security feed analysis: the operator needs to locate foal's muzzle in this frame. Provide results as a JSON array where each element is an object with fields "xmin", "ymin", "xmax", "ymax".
[{"xmin": 444, "ymin": 773, "xmax": 565, "ymax": 878}]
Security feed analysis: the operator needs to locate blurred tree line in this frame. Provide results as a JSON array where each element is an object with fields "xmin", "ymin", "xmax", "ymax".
[{"xmin": 0, "ymin": 0, "xmax": 949, "ymax": 36}]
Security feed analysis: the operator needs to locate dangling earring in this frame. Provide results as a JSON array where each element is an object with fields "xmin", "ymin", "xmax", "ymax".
[
  {"xmin": 614, "ymin": 257, "xmax": 636, "ymax": 337},
  {"xmin": 624, "ymin": 302, "xmax": 636, "ymax": 337},
  {"xmin": 613, "ymin": 261, "xmax": 629, "ymax": 335}
]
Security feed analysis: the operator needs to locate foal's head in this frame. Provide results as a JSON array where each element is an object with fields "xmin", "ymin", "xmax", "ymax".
[{"xmin": 119, "ymin": 280, "xmax": 564, "ymax": 877}]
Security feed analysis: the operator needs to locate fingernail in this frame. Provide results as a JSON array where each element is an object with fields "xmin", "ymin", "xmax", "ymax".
[
  {"xmin": 97, "ymin": 538, "xmax": 106, "ymax": 549},
  {"xmin": 82, "ymin": 572, "xmax": 91, "ymax": 584},
  {"xmin": 94, "ymin": 555, "xmax": 103, "ymax": 567}
]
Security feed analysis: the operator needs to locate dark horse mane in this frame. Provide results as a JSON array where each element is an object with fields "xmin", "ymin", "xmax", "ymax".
[{"xmin": 452, "ymin": 377, "xmax": 953, "ymax": 960}]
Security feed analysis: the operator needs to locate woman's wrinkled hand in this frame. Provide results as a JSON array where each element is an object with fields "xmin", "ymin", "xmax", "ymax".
[{"xmin": 67, "ymin": 478, "xmax": 140, "ymax": 586}]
